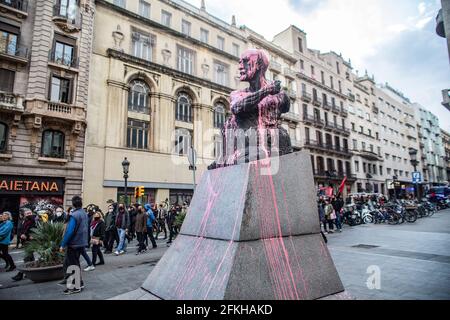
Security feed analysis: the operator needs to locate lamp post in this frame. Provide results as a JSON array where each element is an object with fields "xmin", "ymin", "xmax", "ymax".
[
  {"xmin": 409, "ymin": 148, "xmax": 420, "ymax": 199},
  {"xmin": 122, "ymin": 157, "xmax": 130, "ymax": 205}
]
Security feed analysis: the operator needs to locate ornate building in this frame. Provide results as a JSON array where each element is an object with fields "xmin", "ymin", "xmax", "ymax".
[
  {"xmin": 83, "ymin": 0, "xmax": 247, "ymax": 205},
  {"xmin": 0, "ymin": 0, "xmax": 94, "ymax": 212}
]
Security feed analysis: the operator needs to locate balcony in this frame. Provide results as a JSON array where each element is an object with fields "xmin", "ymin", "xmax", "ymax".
[
  {"xmin": 322, "ymin": 100, "xmax": 332, "ymax": 111},
  {"xmin": 0, "ymin": 44, "xmax": 29, "ymax": 65},
  {"xmin": 303, "ymin": 114, "xmax": 324, "ymax": 128},
  {"xmin": 288, "ymin": 90, "xmax": 297, "ymax": 99},
  {"xmin": 332, "ymin": 104, "xmax": 340, "ymax": 114},
  {"xmin": 0, "ymin": 91, "xmax": 24, "ymax": 113},
  {"xmin": 284, "ymin": 67, "xmax": 296, "ymax": 79},
  {"xmin": 324, "ymin": 122, "xmax": 335, "ymax": 131},
  {"xmin": 335, "ymin": 124, "xmax": 351, "ymax": 136},
  {"xmin": 52, "ymin": 4, "xmax": 82, "ymax": 33},
  {"xmin": 347, "ymin": 93, "xmax": 355, "ymax": 102},
  {"xmin": 269, "ymin": 60, "xmax": 282, "ymax": 73},
  {"xmin": 48, "ymin": 50, "xmax": 79, "ymax": 70},
  {"xmin": 301, "ymin": 91, "xmax": 312, "ymax": 103},
  {"xmin": 0, "ymin": 0, "xmax": 28, "ymax": 18},
  {"xmin": 340, "ymin": 108, "xmax": 348, "ymax": 117},
  {"xmin": 25, "ymin": 99, "xmax": 86, "ymax": 123},
  {"xmin": 358, "ymin": 149, "xmax": 382, "ymax": 161},
  {"xmin": 312, "ymin": 96, "xmax": 322, "ymax": 107},
  {"xmin": 281, "ymin": 112, "xmax": 301, "ymax": 122}
]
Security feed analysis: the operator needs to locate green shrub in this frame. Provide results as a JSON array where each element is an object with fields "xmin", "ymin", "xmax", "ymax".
[
  {"xmin": 174, "ymin": 211, "xmax": 187, "ymax": 229},
  {"xmin": 24, "ymin": 222, "xmax": 65, "ymax": 267}
]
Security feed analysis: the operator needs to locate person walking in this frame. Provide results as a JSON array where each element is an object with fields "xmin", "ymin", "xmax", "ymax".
[
  {"xmin": 0, "ymin": 212, "xmax": 15, "ymax": 272},
  {"xmin": 12, "ymin": 209, "xmax": 36, "ymax": 281},
  {"xmin": 127, "ymin": 204, "xmax": 137, "ymax": 243},
  {"xmin": 59, "ymin": 195, "xmax": 89, "ymax": 295},
  {"xmin": 156, "ymin": 204, "xmax": 167, "ymax": 240},
  {"xmin": 324, "ymin": 199, "xmax": 336, "ymax": 233},
  {"xmin": 134, "ymin": 206, "xmax": 147, "ymax": 255},
  {"xmin": 144, "ymin": 204, "xmax": 157, "ymax": 249},
  {"xmin": 166, "ymin": 205, "xmax": 177, "ymax": 245},
  {"xmin": 89, "ymin": 211, "xmax": 105, "ymax": 266},
  {"xmin": 331, "ymin": 195, "xmax": 343, "ymax": 232},
  {"xmin": 114, "ymin": 203, "xmax": 130, "ymax": 256},
  {"xmin": 15, "ymin": 210, "xmax": 25, "ymax": 249},
  {"xmin": 103, "ymin": 204, "xmax": 117, "ymax": 254}
]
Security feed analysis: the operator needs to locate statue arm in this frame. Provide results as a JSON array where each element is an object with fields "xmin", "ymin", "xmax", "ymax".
[
  {"xmin": 230, "ymin": 87, "xmax": 273, "ymax": 115},
  {"xmin": 278, "ymin": 91, "xmax": 290, "ymax": 113}
]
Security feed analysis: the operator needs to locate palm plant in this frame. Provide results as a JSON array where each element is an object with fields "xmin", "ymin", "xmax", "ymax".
[
  {"xmin": 174, "ymin": 211, "xmax": 186, "ymax": 229},
  {"xmin": 24, "ymin": 222, "xmax": 65, "ymax": 268}
]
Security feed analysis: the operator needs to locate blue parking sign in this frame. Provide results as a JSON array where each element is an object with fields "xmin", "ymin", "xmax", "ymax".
[{"xmin": 412, "ymin": 172, "xmax": 421, "ymax": 183}]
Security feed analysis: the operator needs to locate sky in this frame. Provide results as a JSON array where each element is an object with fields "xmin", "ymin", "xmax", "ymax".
[{"xmin": 185, "ymin": 0, "xmax": 450, "ymax": 132}]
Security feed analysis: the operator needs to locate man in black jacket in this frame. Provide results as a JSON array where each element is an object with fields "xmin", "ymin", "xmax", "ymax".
[
  {"xmin": 114, "ymin": 204, "xmax": 130, "ymax": 255},
  {"xmin": 103, "ymin": 203, "xmax": 117, "ymax": 254}
]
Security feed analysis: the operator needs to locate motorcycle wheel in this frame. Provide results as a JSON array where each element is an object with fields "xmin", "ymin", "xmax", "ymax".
[{"xmin": 363, "ymin": 215, "xmax": 374, "ymax": 224}]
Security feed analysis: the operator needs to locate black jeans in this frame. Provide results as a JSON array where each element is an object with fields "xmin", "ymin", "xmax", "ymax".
[
  {"xmin": 146, "ymin": 227, "xmax": 157, "ymax": 248},
  {"xmin": 63, "ymin": 247, "xmax": 83, "ymax": 285},
  {"xmin": 168, "ymin": 223, "xmax": 175, "ymax": 242},
  {"xmin": 104, "ymin": 229, "xmax": 117, "ymax": 252},
  {"xmin": 136, "ymin": 232, "xmax": 147, "ymax": 252},
  {"xmin": 156, "ymin": 219, "xmax": 167, "ymax": 238},
  {"xmin": 0, "ymin": 244, "xmax": 14, "ymax": 268},
  {"xmin": 91, "ymin": 244, "xmax": 104, "ymax": 265}
]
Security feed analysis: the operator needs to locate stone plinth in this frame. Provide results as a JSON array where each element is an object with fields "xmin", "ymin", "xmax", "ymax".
[{"xmin": 132, "ymin": 152, "xmax": 344, "ymax": 300}]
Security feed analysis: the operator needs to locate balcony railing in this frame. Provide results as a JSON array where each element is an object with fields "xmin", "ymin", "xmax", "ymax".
[
  {"xmin": 52, "ymin": 4, "xmax": 82, "ymax": 30},
  {"xmin": 322, "ymin": 100, "xmax": 332, "ymax": 110},
  {"xmin": 341, "ymin": 108, "xmax": 348, "ymax": 116},
  {"xmin": 0, "ymin": 44, "xmax": 29, "ymax": 62},
  {"xmin": 48, "ymin": 50, "xmax": 79, "ymax": 68},
  {"xmin": 284, "ymin": 67, "xmax": 296, "ymax": 79},
  {"xmin": 347, "ymin": 93, "xmax": 355, "ymax": 102},
  {"xmin": 301, "ymin": 91, "xmax": 312, "ymax": 102},
  {"xmin": 312, "ymin": 96, "xmax": 322, "ymax": 106},
  {"xmin": 0, "ymin": 0, "xmax": 27, "ymax": 12},
  {"xmin": 324, "ymin": 122, "xmax": 335, "ymax": 130},
  {"xmin": 282, "ymin": 112, "xmax": 301, "ymax": 122},
  {"xmin": 332, "ymin": 105, "xmax": 340, "ymax": 113},
  {"xmin": 303, "ymin": 114, "xmax": 325, "ymax": 127},
  {"xmin": 269, "ymin": 60, "xmax": 282, "ymax": 73},
  {"xmin": 0, "ymin": 91, "xmax": 24, "ymax": 112}
]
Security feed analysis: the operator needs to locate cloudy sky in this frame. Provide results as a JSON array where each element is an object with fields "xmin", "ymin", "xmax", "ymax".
[{"xmin": 185, "ymin": 0, "xmax": 450, "ymax": 131}]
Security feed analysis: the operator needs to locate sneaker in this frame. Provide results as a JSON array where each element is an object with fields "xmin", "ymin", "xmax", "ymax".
[
  {"xmin": 339, "ymin": 229, "xmax": 342, "ymax": 233},
  {"xmin": 83, "ymin": 265, "xmax": 95, "ymax": 272},
  {"xmin": 63, "ymin": 288, "xmax": 82, "ymax": 295},
  {"xmin": 135, "ymin": 251, "xmax": 141, "ymax": 255},
  {"xmin": 114, "ymin": 251, "xmax": 120, "ymax": 256},
  {"xmin": 12, "ymin": 273, "xmax": 23, "ymax": 281},
  {"xmin": 119, "ymin": 250, "xmax": 125, "ymax": 255}
]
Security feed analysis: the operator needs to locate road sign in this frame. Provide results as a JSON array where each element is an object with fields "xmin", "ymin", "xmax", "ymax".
[{"xmin": 412, "ymin": 172, "xmax": 421, "ymax": 183}]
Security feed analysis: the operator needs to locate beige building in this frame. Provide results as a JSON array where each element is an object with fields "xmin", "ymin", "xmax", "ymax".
[
  {"xmin": 441, "ymin": 129, "xmax": 450, "ymax": 184},
  {"xmin": 376, "ymin": 84, "xmax": 422, "ymax": 196},
  {"xmin": 347, "ymin": 73, "xmax": 385, "ymax": 194},
  {"xmin": 0, "ymin": 0, "xmax": 94, "ymax": 213},
  {"xmin": 272, "ymin": 26, "xmax": 355, "ymax": 194},
  {"xmin": 83, "ymin": 0, "xmax": 248, "ymax": 206}
]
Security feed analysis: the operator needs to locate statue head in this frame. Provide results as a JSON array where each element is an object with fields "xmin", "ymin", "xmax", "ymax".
[{"xmin": 239, "ymin": 49, "xmax": 269, "ymax": 84}]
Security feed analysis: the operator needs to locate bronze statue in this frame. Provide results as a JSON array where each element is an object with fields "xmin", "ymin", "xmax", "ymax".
[{"xmin": 209, "ymin": 49, "xmax": 293, "ymax": 169}]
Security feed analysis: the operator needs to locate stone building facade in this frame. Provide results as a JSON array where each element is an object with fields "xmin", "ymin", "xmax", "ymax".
[
  {"xmin": 272, "ymin": 26, "xmax": 356, "ymax": 194},
  {"xmin": 83, "ymin": 0, "xmax": 248, "ymax": 206},
  {"xmin": 441, "ymin": 129, "xmax": 450, "ymax": 185},
  {"xmin": 0, "ymin": 0, "xmax": 94, "ymax": 213}
]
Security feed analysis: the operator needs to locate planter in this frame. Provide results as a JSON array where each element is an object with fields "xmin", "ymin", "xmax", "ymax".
[{"xmin": 17, "ymin": 263, "xmax": 64, "ymax": 283}]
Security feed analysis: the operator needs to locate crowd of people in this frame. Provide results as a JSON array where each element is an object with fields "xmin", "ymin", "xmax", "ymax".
[{"xmin": 0, "ymin": 195, "xmax": 189, "ymax": 294}]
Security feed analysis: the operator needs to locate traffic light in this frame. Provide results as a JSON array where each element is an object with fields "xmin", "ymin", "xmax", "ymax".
[
  {"xmin": 138, "ymin": 186, "xmax": 145, "ymax": 197},
  {"xmin": 134, "ymin": 187, "xmax": 139, "ymax": 198}
]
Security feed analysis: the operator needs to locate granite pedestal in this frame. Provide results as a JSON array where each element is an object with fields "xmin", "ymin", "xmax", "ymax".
[{"xmin": 123, "ymin": 152, "xmax": 344, "ymax": 300}]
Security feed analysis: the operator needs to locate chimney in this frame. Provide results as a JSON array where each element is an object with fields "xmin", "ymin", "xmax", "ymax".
[{"xmin": 232, "ymin": 15, "xmax": 236, "ymax": 27}]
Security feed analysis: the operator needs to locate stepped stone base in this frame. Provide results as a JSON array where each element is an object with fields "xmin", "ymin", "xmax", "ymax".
[{"xmin": 115, "ymin": 152, "xmax": 345, "ymax": 300}]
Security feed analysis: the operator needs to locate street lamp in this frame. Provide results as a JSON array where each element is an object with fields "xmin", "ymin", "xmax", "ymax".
[
  {"xmin": 122, "ymin": 157, "xmax": 130, "ymax": 205},
  {"xmin": 409, "ymin": 148, "xmax": 420, "ymax": 199}
]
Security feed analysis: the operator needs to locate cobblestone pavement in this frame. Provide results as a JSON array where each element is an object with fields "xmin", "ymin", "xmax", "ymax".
[{"xmin": 1, "ymin": 210, "xmax": 449, "ymax": 300}]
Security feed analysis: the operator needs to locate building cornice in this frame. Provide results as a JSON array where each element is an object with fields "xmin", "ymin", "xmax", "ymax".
[
  {"xmin": 107, "ymin": 49, "xmax": 234, "ymax": 94},
  {"xmin": 247, "ymin": 34, "xmax": 297, "ymax": 64},
  {"xmin": 95, "ymin": 0, "xmax": 242, "ymax": 62}
]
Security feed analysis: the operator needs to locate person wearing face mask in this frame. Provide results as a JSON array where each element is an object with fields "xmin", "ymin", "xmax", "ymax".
[
  {"xmin": 104, "ymin": 203, "xmax": 117, "ymax": 254},
  {"xmin": 0, "ymin": 212, "xmax": 15, "ymax": 272},
  {"xmin": 114, "ymin": 203, "xmax": 130, "ymax": 256},
  {"xmin": 12, "ymin": 209, "xmax": 36, "ymax": 281},
  {"xmin": 52, "ymin": 207, "xmax": 66, "ymax": 223},
  {"xmin": 134, "ymin": 206, "xmax": 148, "ymax": 255},
  {"xmin": 89, "ymin": 212, "xmax": 105, "ymax": 266}
]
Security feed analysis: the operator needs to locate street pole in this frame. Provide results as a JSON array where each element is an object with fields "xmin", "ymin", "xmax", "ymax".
[
  {"xmin": 188, "ymin": 146, "xmax": 197, "ymax": 191},
  {"xmin": 124, "ymin": 174, "xmax": 128, "ymax": 206}
]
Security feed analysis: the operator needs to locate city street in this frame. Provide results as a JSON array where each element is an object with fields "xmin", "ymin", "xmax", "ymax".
[{"xmin": 0, "ymin": 209, "xmax": 449, "ymax": 300}]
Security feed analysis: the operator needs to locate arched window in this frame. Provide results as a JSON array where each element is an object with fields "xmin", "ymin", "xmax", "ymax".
[
  {"xmin": 213, "ymin": 102, "xmax": 225, "ymax": 129},
  {"xmin": 41, "ymin": 130, "xmax": 65, "ymax": 158},
  {"xmin": 176, "ymin": 92, "xmax": 192, "ymax": 123},
  {"xmin": 0, "ymin": 122, "xmax": 8, "ymax": 153},
  {"xmin": 128, "ymin": 80, "xmax": 149, "ymax": 113}
]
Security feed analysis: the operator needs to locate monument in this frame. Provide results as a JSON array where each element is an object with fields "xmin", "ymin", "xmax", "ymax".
[{"xmin": 114, "ymin": 49, "xmax": 344, "ymax": 300}]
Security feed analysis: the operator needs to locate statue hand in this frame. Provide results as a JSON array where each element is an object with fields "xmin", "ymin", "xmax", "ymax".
[{"xmin": 267, "ymin": 80, "xmax": 281, "ymax": 95}]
